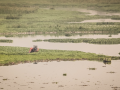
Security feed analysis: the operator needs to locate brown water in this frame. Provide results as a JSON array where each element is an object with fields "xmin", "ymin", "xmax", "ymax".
[
  {"xmin": 68, "ymin": 19, "xmax": 120, "ymax": 23},
  {"xmin": 77, "ymin": 9, "xmax": 120, "ymax": 16},
  {"xmin": 0, "ymin": 35, "xmax": 120, "ymax": 56},
  {"xmin": 0, "ymin": 60, "xmax": 120, "ymax": 90},
  {"xmin": 58, "ymin": 8, "xmax": 120, "ymax": 16}
]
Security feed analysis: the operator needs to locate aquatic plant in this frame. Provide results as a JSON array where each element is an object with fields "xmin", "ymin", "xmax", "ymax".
[
  {"xmin": 3, "ymin": 79, "xmax": 8, "ymax": 80},
  {"xmin": 43, "ymin": 38, "xmax": 120, "ymax": 44},
  {"xmin": 88, "ymin": 68, "xmax": 96, "ymax": 70},
  {"xmin": 65, "ymin": 33, "xmax": 72, "ymax": 37},
  {"xmin": 111, "ymin": 15, "xmax": 120, "ymax": 20},
  {"xmin": 5, "ymin": 35, "xmax": 14, "ymax": 37},
  {"xmin": 32, "ymin": 39, "xmax": 42, "ymax": 42},
  {"xmin": 0, "ymin": 39, "xmax": 13, "ymax": 43},
  {"xmin": 63, "ymin": 73, "xmax": 67, "ymax": 76}
]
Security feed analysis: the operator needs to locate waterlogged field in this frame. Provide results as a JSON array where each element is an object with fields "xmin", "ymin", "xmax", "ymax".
[{"xmin": 0, "ymin": 0, "xmax": 120, "ymax": 90}]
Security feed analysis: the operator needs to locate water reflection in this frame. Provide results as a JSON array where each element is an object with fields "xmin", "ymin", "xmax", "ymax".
[
  {"xmin": 103, "ymin": 61, "xmax": 111, "ymax": 65},
  {"xmin": 0, "ymin": 60, "xmax": 120, "ymax": 90}
]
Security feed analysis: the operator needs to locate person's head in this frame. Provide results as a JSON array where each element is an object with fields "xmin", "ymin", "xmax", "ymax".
[{"xmin": 33, "ymin": 45, "xmax": 37, "ymax": 48}]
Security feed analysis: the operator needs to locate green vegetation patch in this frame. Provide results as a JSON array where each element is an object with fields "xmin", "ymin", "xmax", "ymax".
[
  {"xmin": 43, "ymin": 38, "xmax": 120, "ymax": 44},
  {"xmin": 0, "ymin": 39, "xmax": 13, "ymax": 43},
  {"xmin": 32, "ymin": 39, "xmax": 42, "ymax": 42},
  {"xmin": 111, "ymin": 15, "xmax": 120, "ymax": 20},
  {"xmin": 0, "ymin": 46, "xmax": 118, "ymax": 66},
  {"xmin": 0, "ymin": 1, "xmax": 120, "ymax": 35},
  {"xmin": 88, "ymin": 68, "xmax": 96, "ymax": 70},
  {"xmin": 63, "ymin": 73, "xmax": 67, "ymax": 76}
]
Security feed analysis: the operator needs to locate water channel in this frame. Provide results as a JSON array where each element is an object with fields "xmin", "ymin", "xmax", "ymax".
[
  {"xmin": 0, "ymin": 60, "xmax": 120, "ymax": 90},
  {"xmin": 0, "ymin": 34, "xmax": 120, "ymax": 56},
  {"xmin": 68, "ymin": 19, "xmax": 120, "ymax": 23},
  {"xmin": 77, "ymin": 8, "xmax": 120, "ymax": 16}
]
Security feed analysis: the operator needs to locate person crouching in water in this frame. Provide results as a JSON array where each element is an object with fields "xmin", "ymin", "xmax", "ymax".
[{"xmin": 29, "ymin": 45, "xmax": 39, "ymax": 53}]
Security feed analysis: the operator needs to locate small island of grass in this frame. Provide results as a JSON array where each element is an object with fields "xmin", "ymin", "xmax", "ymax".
[{"xmin": 0, "ymin": 46, "xmax": 119, "ymax": 66}]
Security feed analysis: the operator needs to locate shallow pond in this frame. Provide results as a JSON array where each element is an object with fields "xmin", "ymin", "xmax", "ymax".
[
  {"xmin": 0, "ymin": 35, "xmax": 120, "ymax": 56},
  {"xmin": 0, "ymin": 60, "xmax": 120, "ymax": 90}
]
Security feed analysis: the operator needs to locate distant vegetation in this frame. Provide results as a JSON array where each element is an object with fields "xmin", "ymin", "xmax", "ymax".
[{"xmin": 0, "ymin": 0, "xmax": 120, "ymax": 35}]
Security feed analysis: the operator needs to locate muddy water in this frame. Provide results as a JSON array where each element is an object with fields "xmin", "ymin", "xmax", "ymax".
[
  {"xmin": 0, "ymin": 60, "xmax": 120, "ymax": 90},
  {"xmin": 68, "ymin": 19, "xmax": 120, "ymax": 23},
  {"xmin": 58, "ymin": 8, "xmax": 120, "ymax": 16},
  {"xmin": 78, "ymin": 9, "xmax": 120, "ymax": 16},
  {"xmin": 0, "ymin": 35, "xmax": 120, "ymax": 56}
]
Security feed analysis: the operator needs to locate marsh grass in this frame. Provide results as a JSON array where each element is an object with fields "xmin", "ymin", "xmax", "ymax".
[
  {"xmin": 111, "ymin": 15, "xmax": 120, "ymax": 20},
  {"xmin": 0, "ymin": 46, "xmax": 118, "ymax": 66},
  {"xmin": 5, "ymin": 35, "xmax": 14, "ymax": 37},
  {"xmin": 63, "ymin": 73, "xmax": 67, "ymax": 76},
  {"xmin": 0, "ymin": 1, "xmax": 120, "ymax": 35},
  {"xmin": 88, "ymin": 68, "xmax": 96, "ymax": 70},
  {"xmin": 65, "ymin": 33, "xmax": 72, "ymax": 37},
  {"xmin": 96, "ymin": 22, "xmax": 115, "ymax": 25},
  {"xmin": 32, "ymin": 39, "xmax": 42, "ymax": 42},
  {"xmin": 0, "ymin": 4, "xmax": 38, "ymax": 14},
  {"xmin": 5, "ymin": 15, "xmax": 20, "ymax": 19},
  {"xmin": 3, "ymin": 79, "xmax": 8, "ymax": 81},
  {"xmin": 43, "ymin": 38, "xmax": 120, "ymax": 44},
  {"xmin": 0, "ymin": 39, "xmax": 13, "ymax": 43},
  {"xmin": 107, "ymin": 71, "xmax": 115, "ymax": 73}
]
